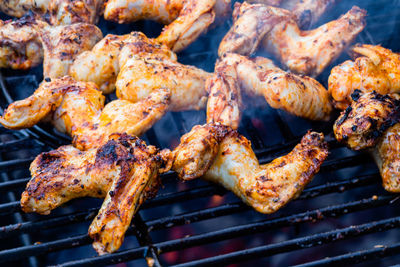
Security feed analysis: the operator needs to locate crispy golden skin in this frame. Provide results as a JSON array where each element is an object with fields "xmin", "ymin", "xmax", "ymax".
[
  {"xmin": 0, "ymin": 76, "xmax": 171, "ymax": 150},
  {"xmin": 104, "ymin": 0, "xmax": 229, "ymax": 52},
  {"xmin": 372, "ymin": 123, "xmax": 400, "ymax": 193},
  {"xmin": 116, "ymin": 44, "xmax": 211, "ymax": 111},
  {"xmin": 219, "ymin": 3, "xmax": 366, "ymax": 77},
  {"xmin": 21, "ymin": 133, "xmax": 167, "ymax": 254},
  {"xmin": 329, "ymin": 45, "xmax": 400, "ymax": 110},
  {"xmin": 70, "ymin": 31, "xmax": 177, "ymax": 94},
  {"xmin": 334, "ymin": 91, "xmax": 400, "ymax": 150},
  {"xmin": 173, "ymin": 125, "xmax": 328, "ymax": 213},
  {"xmin": 206, "ymin": 53, "xmax": 332, "ymax": 129},
  {"xmin": 0, "ymin": 0, "xmax": 50, "ymax": 17},
  {"xmin": 40, "ymin": 23, "xmax": 102, "ymax": 79},
  {"xmin": 48, "ymin": 0, "xmax": 104, "ymax": 25},
  {"xmin": 0, "ymin": 0, "xmax": 103, "ymax": 25},
  {"xmin": 0, "ymin": 15, "xmax": 47, "ymax": 69},
  {"xmin": 172, "ymin": 123, "xmax": 230, "ymax": 180}
]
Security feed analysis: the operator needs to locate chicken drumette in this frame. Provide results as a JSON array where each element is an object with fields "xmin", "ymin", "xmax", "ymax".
[
  {"xmin": 116, "ymin": 43, "xmax": 212, "ymax": 111},
  {"xmin": 104, "ymin": 0, "xmax": 230, "ymax": 52},
  {"xmin": 0, "ymin": 76, "xmax": 170, "ymax": 150},
  {"xmin": 206, "ymin": 53, "xmax": 332, "ymax": 129},
  {"xmin": 70, "ymin": 31, "xmax": 177, "ymax": 94},
  {"xmin": 329, "ymin": 44, "xmax": 400, "ymax": 109},
  {"xmin": 172, "ymin": 123, "xmax": 328, "ymax": 213},
  {"xmin": 219, "ymin": 2, "xmax": 366, "ymax": 76},
  {"xmin": 21, "ymin": 133, "xmax": 170, "ymax": 254},
  {"xmin": 333, "ymin": 91, "xmax": 400, "ymax": 193},
  {"xmin": 0, "ymin": 15, "xmax": 102, "ymax": 77},
  {"xmin": 0, "ymin": 0, "xmax": 104, "ymax": 25}
]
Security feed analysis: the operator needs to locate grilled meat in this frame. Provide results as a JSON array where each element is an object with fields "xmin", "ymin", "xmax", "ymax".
[
  {"xmin": 0, "ymin": 15, "xmax": 47, "ymax": 69},
  {"xmin": 372, "ymin": 123, "xmax": 400, "ymax": 193},
  {"xmin": 116, "ymin": 43, "xmax": 211, "ymax": 111},
  {"xmin": 329, "ymin": 45, "xmax": 400, "ymax": 109},
  {"xmin": 206, "ymin": 53, "xmax": 332, "ymax": 129},
  {"xmin": 0, "ymin": 15, "xmax": 102, "ymax": 75},
  {"xmin": 250, "ymin": 0, "xmax": 337, "ymax": 29},
  {"xmin": 0, "ymin": 0, "xmax": 103, "ymax": 25},
  {"xmin": 40, "ymin": 22, "xmax": 102, "ymax": 78},
  {"xmin": 173, "ymin": 125, "xmax": 328, "ymax": 213},
  {"xmin": 219, "ymin": 3, "xmax": 366, "ymax": 76},
  {"xmin": 21, "ymin": 133, "xmax": 167, "ymax": 254},
  {"xmin": 104, "ymin": 0, "xmax": 230, "ymax": 52},
  {"xmin": 0, "ymin": 76, "xmax": 170, "ymax": 150},
  {"xmin": 172, "ymin": 123, "xmax": 230, "ymax": 180},
  {"xmin": 334, "ymin": 91, "xmax": 400, "ymax": 150},
  {"xmin": 70, "ymin": 31, "xmax": 177, "ymax": 94}
]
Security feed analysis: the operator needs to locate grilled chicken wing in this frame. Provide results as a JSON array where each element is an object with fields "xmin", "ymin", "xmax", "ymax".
[
  {"xmin": 329, "ymin": 45, "xmax": 400, "ymax": 110},
  {"xmin": 116, "ymin": 44, "xmax": 211, "ymax": 111},
  {"xmin": 70, "ymin": 31, "xmax": 177, "ymax": 94},
  {"xmin": 0, "ymin": 15, "xmax": 47, "ymax": 69},
  {"xmin": 219, "ymin": 3, "xmax": 366, "ymax": 77},
  {"xmin": 207, "ymin": 53, "xmax": 332, "ymax": 128},
  {"xmin": 372, "ymin": 123, "xmax": 400, "ymax": 193},
  {"xmin": 172, "ymin": 123, "xmax": 230, "ymax": 180},
  {"xmin": 333, "ymin": 91, "xmax": 400, "ymax": 150},
  {"xmin": 0, "ymin": 0, "xmax": 103, "ymax": 25},
  {"xmin": 21, "ymin": 133, "xmax": 167, "ymax": 254},
  {"xmin": 41, "ymin": 22, "xmax": 102, "ymax": 78},
  {"xmin": 0, "ymin": 76, "xmax": 170, "ymax": 150},
  {"xmin": 173, "ymin": 125, "xmax": 328, "ymax": 213},
  {"xmin": 104, "ymin": 0, "xmax": 229, "ymax": 52}
]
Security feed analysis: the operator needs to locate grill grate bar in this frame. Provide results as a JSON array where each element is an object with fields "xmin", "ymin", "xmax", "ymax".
[
  {"xmin": 54, "ymin": 195, "xmax": 396, "ymax": 267},
  {"xmin": 172, "ymin": 216, "xmax": 400, "ymax": 267},
  {"xmin": 293, "ymin": 242, "xmax": 400, "ymax": 267}
]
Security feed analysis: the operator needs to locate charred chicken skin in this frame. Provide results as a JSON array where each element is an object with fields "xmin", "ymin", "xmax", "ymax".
[
  {"xmin": 329, "ymin": 44, "xmax": 400, "ymax": 110},
  {"xmin": 0, "ymin": 15, "xmax": 102, "ymax": 76},
  {"xmin": 334, "ymin": 91, "xmax": 400, "ymax": 150},
  {"xmin": 0, "ymin": 76, "xmax": 170, "ymax": 150},
  {"xmin": 21, "ymin": 133, "xmax": 167, "ymax": 254},
  {"xmin": 116, "ymin": 43, "xmax": 211, "ymax": 111},
  {"xmin": 172, "ymin": 124, "xmax": 328, "ymax": 213},
  {"xmin": 219, "ymin": 2, "xmax": 366, "ymax": 76},
  {"xmin": 70, "ymin": 31, "xmax": 177, "ymax": 94},
  {"xmin": 0, "ymin": 0, "xmax": 104, "ymax": 25},
  {"xmin": 104, "ymin": 0, "xmax": 230, "ymax": 52},
  {"xmin": 206, "ymin": 53, "xmax": 332, "ymax": 129},
  {"xmin": 249, "ymin": 0, "xmax": 337, "ymax": 29}
]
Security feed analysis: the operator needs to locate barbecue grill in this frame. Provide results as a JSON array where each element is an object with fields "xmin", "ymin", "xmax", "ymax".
[{"xmin": 1, "ymin": 0, "xmax": 400, "ymax": 266}]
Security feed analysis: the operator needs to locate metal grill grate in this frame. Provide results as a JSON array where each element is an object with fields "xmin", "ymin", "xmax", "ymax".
[{"xmin": 1, "ymin": 0, "xmax": 400, "ymax": 266}]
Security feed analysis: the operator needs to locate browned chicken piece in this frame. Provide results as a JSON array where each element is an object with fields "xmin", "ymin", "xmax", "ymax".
[
  {"xmin": 89, "ymin": 136, "xmax": 163, "ymax": 254},
  {"xmin": 334, "ymin": 90, "xmax": 400, "ymax": 150},
  {"xmin": 40, "ymin": 23, "xmax": 103, "ymax": 78},
  {"xmin": 21, "ymin": 133, "xmax": 168, "ymax": 254},
  {"xmin": 218, "ymin": 2, "xmax": 288, "ymax": 58},
  {"xmin": 329, "ymin": 45, "xmax": 400, "ymax": 110},
  {"xmin": 206, "ymin": 53, "xmax": 332, "ymax": 129},
  {"xmin": 0, "ymin": 15, "xmax": 47, "ymax": 69},
  {"xmin": 172, "ymin": 123, "xmax": 230, "ymax": 180},
  {"xmin": 0, "ymin": 0, "xmax": 103, "ymax": 25},
  {"xmin": 70, "ymin": 31, "xmax": 177, "ymax": 94},
  {"xmin": 116, "ymin": 43, "xmax": 211, "ymax": 111},
  {"xmin": 48, "ymin": 0, "xmax": 104, "ymax": 25},
  {"xmin": 0, "ymin": 0, "xmax": 50, "ymax": 18},
  {"xmin": 372, "ymin": 123, "xmax": 400, "ymax": 193},
  {"xmin": 173, "ymin": 125, "xmax": 328, "ymax": 213},
  {"xmin": 251, "ymin": 0, "xmax": 338, "ymax": 29},
  {"xmin": 219, "ymin": 3, "xmax": 366, "ymax": 77},
  {"xmin": 0, "ymin": 76, "xmax": 171, "ymax": 150},
  {"xmin": 104, "ymin": 0, "xmax": 230, "ymax": 52}
]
